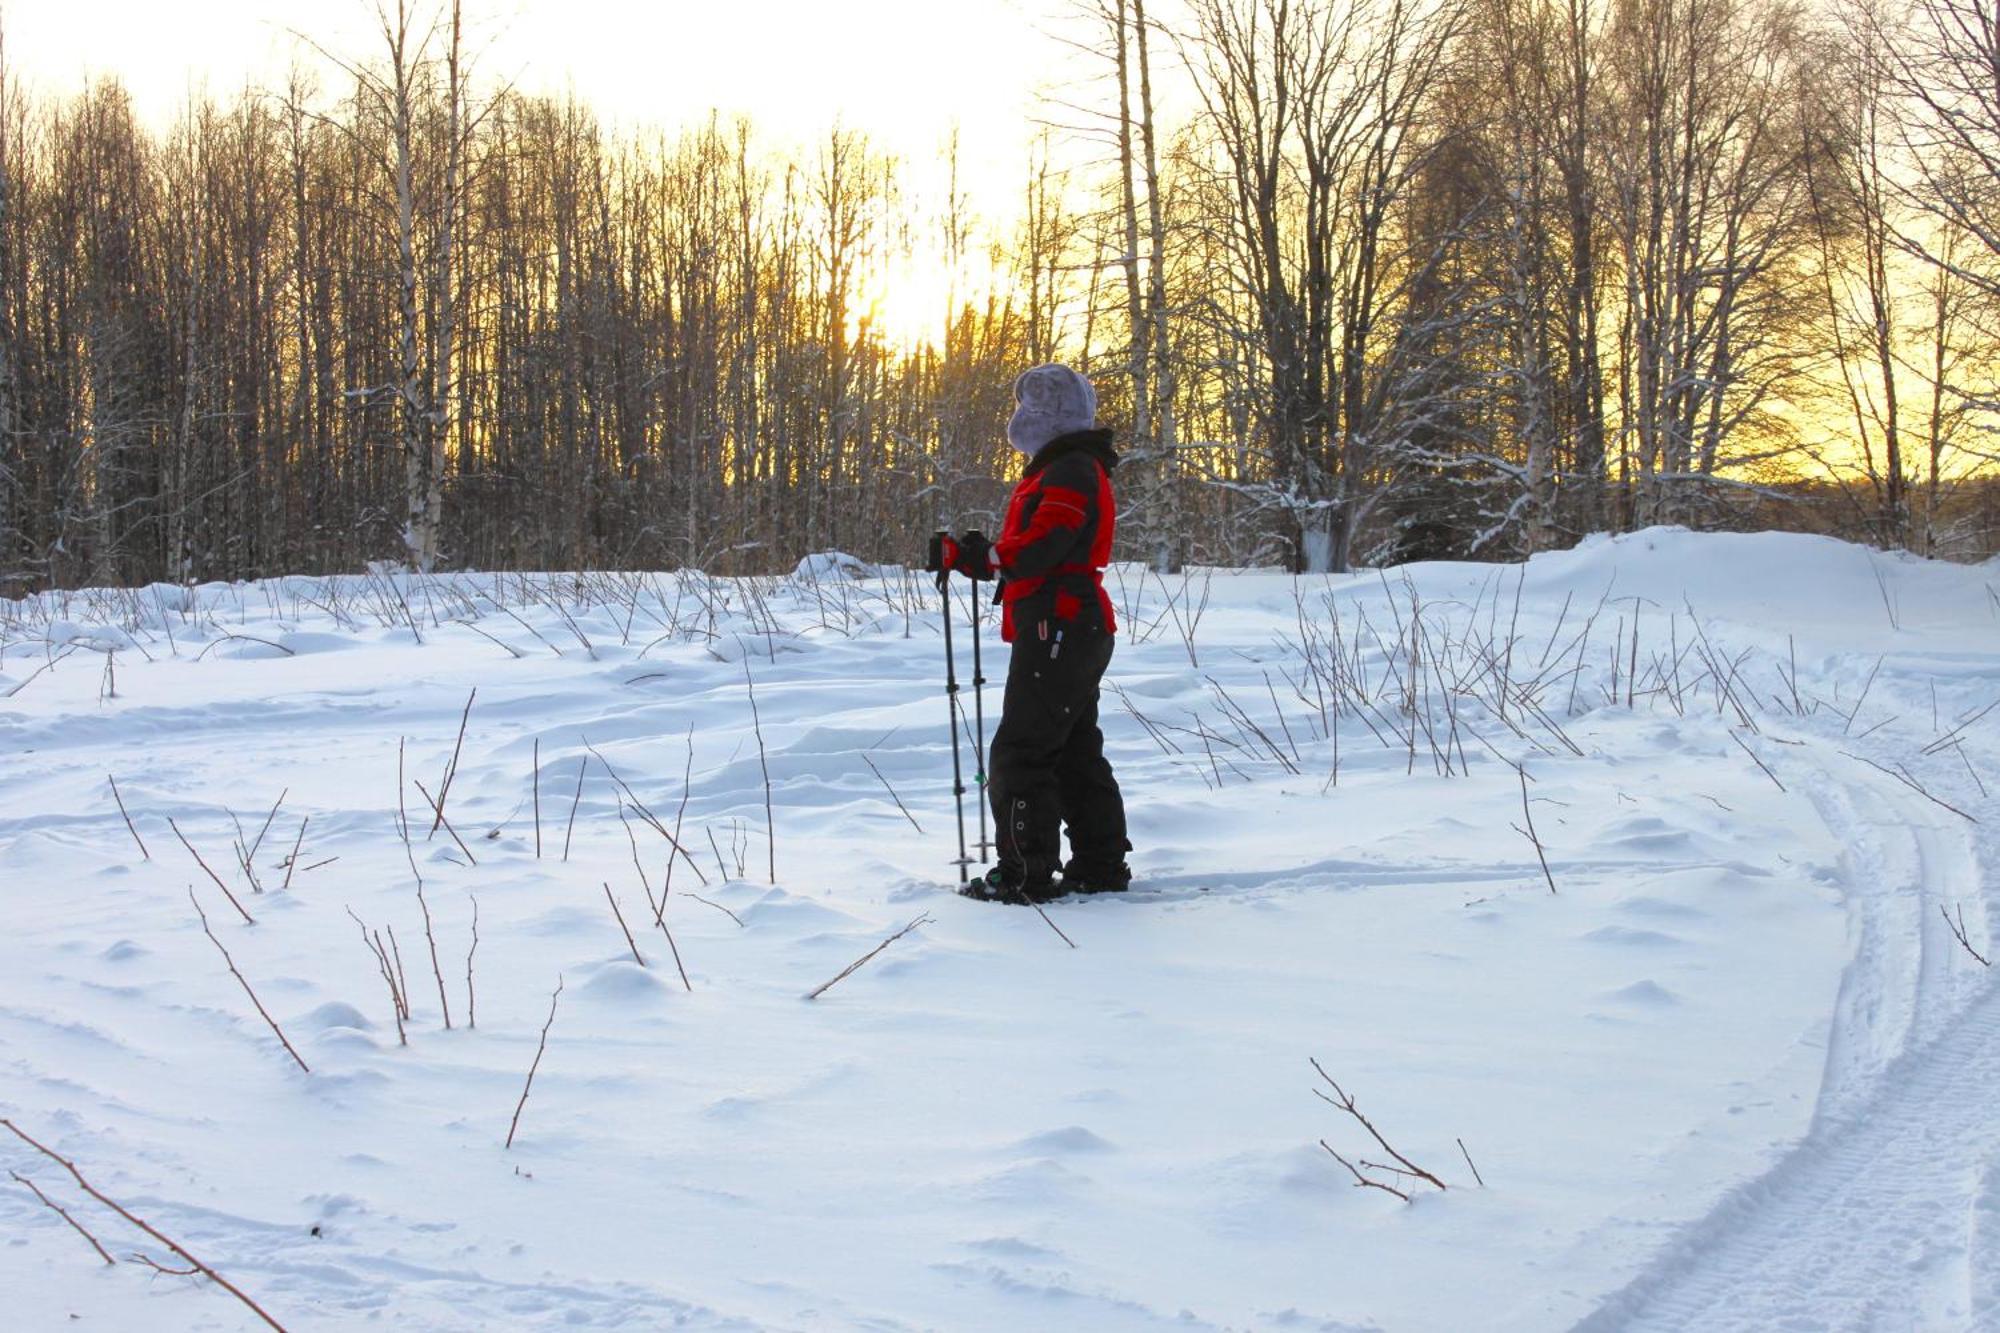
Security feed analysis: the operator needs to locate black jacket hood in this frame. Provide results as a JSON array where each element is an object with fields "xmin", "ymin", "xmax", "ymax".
[{"xmin": 1023, "ymin": 428, "xmax": 1119, "ymax": 479}]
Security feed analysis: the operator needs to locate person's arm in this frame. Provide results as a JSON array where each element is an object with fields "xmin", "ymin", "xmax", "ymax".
[{"xmin": 993, "ymin": 454, "xmax": 1099, "ymax": 580}]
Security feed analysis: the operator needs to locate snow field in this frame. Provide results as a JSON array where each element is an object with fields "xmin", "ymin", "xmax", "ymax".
[{"xmin": 0, "ymin": 529, "xmax": 1994, "ymax": 1331}]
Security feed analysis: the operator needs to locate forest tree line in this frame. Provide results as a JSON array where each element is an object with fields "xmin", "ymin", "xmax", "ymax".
[{"xmin": 1, "ymin": 0, "xmax": 1997, "ymax": 593}]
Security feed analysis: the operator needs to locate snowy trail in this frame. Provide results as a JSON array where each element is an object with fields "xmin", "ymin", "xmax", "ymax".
[{"xmin": 1572, "ymin": 743, "xmax": 2000, "ymax": 1332}]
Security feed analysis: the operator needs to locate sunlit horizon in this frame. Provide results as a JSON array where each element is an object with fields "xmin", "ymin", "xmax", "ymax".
[{"xmin": 0, "ymin": 0, "xmax": 1065, "ymax": 222}]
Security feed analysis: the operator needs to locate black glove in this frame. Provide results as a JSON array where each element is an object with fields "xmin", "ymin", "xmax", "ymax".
[{"xmin": 949, "ymin": 530, "xmax": 995, "ymax": 580}]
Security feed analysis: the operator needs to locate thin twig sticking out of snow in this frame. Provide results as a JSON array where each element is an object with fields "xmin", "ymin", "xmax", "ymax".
[
  {"xmin": 563, "ymin": 755, "xmax": 589, "ymax": 862},
  {"xmin": 168, "ymin": 818, "xmax": 254, "ymax": 925},
  {"xmin": 107, "ymin": 775, "xmax": 149, "ymax": 859},
  {"xmin": 280, "ymin": 817, "xmax": 309, "ymax": 893},
  {"xmin": 602, "ymin": 883, "xmax": 646, "ymax": 968},
  {"xmin": 1310, "ymin": 1058, "xmax": 1447, "ymax": 1201},
  {"xmin": 189, "ymin": 889, "xmax": 309, "ymax": 1073},
  {"xmin": 0, "ymin": 1119, "xmax": 289, "ymax": 1330},
  {"xmin": 804, "ymin": 914, "xmax": 933, "ymax": 1001},
  {"xmin": 1730, "ymin": 731, "xmax": 1787, "ymax": 792},
  {"xmin": 663, "ymin": 729, "xmax": 698, "ymax": 901},
  {"xmin": 1513, "ymin": 767, "xmax": 1557, "ymax": 894},
  {"xmin": 413, "ymin": 779, "xmax": 477, "ymax": 865},
  {"xmin": 1942, "ymin": 904, "xmax": 1992, "ymax": 967},
  {"xmin": 1025, "ymin": 899, "xmax": 1077, "ymax": 949},
  {"xmin": 346, "ymin": 908, "xmax": 408, "ymax": 1045},
  {"xmin": 1923, "ymin": 698, "xmax": 1999, "ymax": 756},
  {"xmin": 1321, "ymin": 1141, "xmax": 1410, "ymax": 1201},
  {"xmin": 743, "ymin": 650, "xmax": 777, "ymax": 885},
  {"xmin": 506, "ymin": 977, "xmax": 564, "ymax": 1149},
  {"xmin": 863, "ymin": 753, "xmax": 923, "ymax": 833},
  {"xmin": 1840, "ymin": 749, "xmax": 1981, "ymax": 823},
  {"xmin": 685, "ymin": 893, "xmax": 746, "ymax": 928},
  {"xmin": 130, "ymin": 1252, "xmax": 201, "ymax": 1276},
  {"xmin": 428, "ymin": 688, "xmax": 476, "ymax": 839},
  {"xmin": 9, "ymin": 1169, "xmax": 117, "ymax": 1264},
  {"xmin": 655, "ymin": 911, "xmax": 693, "ymax": 992},
  {"xmin": 415, "ymin": 885, "xmax": 453, "ymax": 1030},
  {"xmin": 465, "ymin": 893, "xmax": 480, "ymax": 1029},
  {"xmin": 1457, "ymin": 1138, "xmax": 1485, "ymax": 1187},
  {"xmin": 584, "ymin": 739, "xmax": 707, "ymax": 887},
  {"xmin": 246, "ymin": 791, "xmax": 287, "ymax": 863}
]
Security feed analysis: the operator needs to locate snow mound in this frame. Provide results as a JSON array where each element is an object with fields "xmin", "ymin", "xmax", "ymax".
[
  {"xmin": 299, "ymin": 1001, "xmax": 374, "ymax": 1032},
  {"xmin": 793, "ymin": 551, "xmax": 879, "ymax": 581},
  {"xmin": 577, "ymin": 960, "xmax": 669, "ymax": 1003},
  {"xmin": 1010, "ymin": 1126, "xmax": 1116, "ymax": 1155}
]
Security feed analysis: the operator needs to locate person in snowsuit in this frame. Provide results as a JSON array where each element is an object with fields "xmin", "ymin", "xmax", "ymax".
[{"xmin": 940, "ymin": 364, "xmax": 1131, "ymax": 903}]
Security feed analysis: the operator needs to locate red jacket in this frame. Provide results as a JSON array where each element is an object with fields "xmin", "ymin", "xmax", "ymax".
[{"xmin": 992, "ymin": 430, "xmax": 1119, "ymax": 642}]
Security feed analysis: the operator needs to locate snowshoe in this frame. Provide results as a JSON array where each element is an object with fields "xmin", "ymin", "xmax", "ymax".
[{"xmin": 959, "ymin": 864, "xmax": 1060, "ymax": 905}]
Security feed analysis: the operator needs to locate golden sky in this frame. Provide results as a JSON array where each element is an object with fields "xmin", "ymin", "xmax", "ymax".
[{"xmin": 4, "ymin": 0, "xmax": 1060, "ymax": 208}]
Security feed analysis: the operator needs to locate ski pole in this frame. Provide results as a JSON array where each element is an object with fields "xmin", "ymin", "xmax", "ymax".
[
  {"xmin": 928, "ymin": 532, "xmax": 972, "ymax": 883},
  {"xmin": 967, "ymin": 536, "xmax": 991, "ymax": 865}
]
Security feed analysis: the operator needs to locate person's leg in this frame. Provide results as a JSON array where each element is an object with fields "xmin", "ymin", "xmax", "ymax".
[
  {"xmin": 1054, "ymin": 632, "xmax": 1129, "ymax": 888},
  {"xmin": 983, "ymin": 633, "xmax": 1073, "ymax": 894}
]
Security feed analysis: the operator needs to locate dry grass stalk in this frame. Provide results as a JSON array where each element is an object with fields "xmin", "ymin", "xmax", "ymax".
[
  {"xmin": 685, "ymin": 893, "xmax": 746, "ymax": 928},
  {"xmin": 1310, "ymin": 1058, "xmax": 1446, "ymax": 1199},
  {"xmin": 563, "ymin": 755, "xmax": 589, "ymax": 862},
  {"xmin": 189, "ymin": 889, "xmax": 309, "ymax": 1073},
  {"xmin": 1943, "ymin": 904, "xmax": 1992, "ymax": 967},
  {"xmin": 167, "ymin": 818, "xmax": 254, "ymax": 925},
  {"xmin": 1028, "ymin": 900, "xmax": 1077, "ymax": 949},
  {"xmin": 227, "ymin": 812, "xmax": 267, "ymax": 895},
  {"xmin": 10, "ymin": 1168, "xmax": 117, "ymax": 1264},
  {"xmin": 346, "ymin": 908, "xmax": 408, "ymax": 1044},
  {"xmin": 506, "ymin": 977, "xmax": 564, "ymax": 1149},
  {"xmin": 1, "ymin": 1118, "xmax": 289, "ymax": 1330},
  {"xmin": 246, "ymin": 790, "xmax": 287, "ymax": 861},
  {"xmin": 602, "ymin": 883, "xmax": 647, "ymax": 967},
  {"xmin": 663, "ymin": 728, "xmax": 699, "ymax": 894},
  {"xmin": 386, "ymin": 925, "xmax": 412, "ymax": 1016},
  {"xmin": 584, "ymin": 740, "xmax": 709, "ymax": 886},
  {"xmin": 653, "ymin": 907, "xmax": 693, "ymax": 992},
  {"xmin": 428, "ymin": 687, "xmax": 476, "ymax": 838},
  {"xmin": 1320, "ymin": 1141, "xmax": 1410, "ymax": 1201},
  {"xmin": 107, "ymin": 775, "xmax": 149, "ymax": 859},
  {"xmin": 465, "ymin": 893, "xmax": 481, "ymax": 1028},
  {"xmin": 805, "ymin": 913, "xmax": 932, "ymax": 1001},
  {"xmin": 1513, "ymin": 767, "xmax": 1558, "ymax": 894},
  {"xmin": 130, "ymin": 1252, "xmax": 201, "ymax": 1276},
  {"xmin": 279, "ymin": 817, "xmax": 310, "ymax": 892},
  {"xmin": 1924, "ymin": 698, "xmax": 1998, "ymax": 756},
  {"xmin": 1457, "ymin": 1138, "xmax": 1486, "ymax": 1187},
  {"xmin": 1730, "ymin": 731, "xmax": 1787, "ymax": 792},
  {"xmin": 413, "ymin": 779, "xmax": 478, "ymax": 865},
  {"xmin": 1841, "ymin": 749, "xmax": 1981, "ymax": 823},
  {"xmin": 743, "ymin": 652, "xmax": 777, "ymax": 884},
  {"xmin": 396, "ymin": 739, "xmax": 427, "ymax": 892},
  {"xmin": 862, "ymin": 753, "xmax": 922, "ymax": 833},
  {"xmin": 415, "ymin": 886, "xmax": 453, "ymax": 1029}
]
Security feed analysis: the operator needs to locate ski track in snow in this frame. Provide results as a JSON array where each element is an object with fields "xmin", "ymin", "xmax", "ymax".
[
  {"xmin": 1571, "ymin": 706, "xmax": 2000, "ymax": 1331},
  {"xmin": 1, "ymin": 532, "xmax": 1996, "ymax": 1331}
]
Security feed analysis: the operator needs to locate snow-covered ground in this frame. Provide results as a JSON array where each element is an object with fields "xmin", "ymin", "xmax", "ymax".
[{"xmin": 1, "ymin": 528, "xmax": 1994, "ymax": 1332}]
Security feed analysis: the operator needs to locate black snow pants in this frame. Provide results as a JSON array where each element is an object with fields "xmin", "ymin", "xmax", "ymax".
[{"xmin": 987, "ymin": 608, "xmax": 1128, "ymax": 884}]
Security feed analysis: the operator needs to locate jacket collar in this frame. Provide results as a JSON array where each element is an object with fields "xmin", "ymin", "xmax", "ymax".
[{"xmin": 1023, "ymin": 428, "xmax": 1119, "ymax": 480}]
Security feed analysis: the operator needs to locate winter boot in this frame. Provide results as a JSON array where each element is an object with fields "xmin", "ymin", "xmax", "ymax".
[{"xmin": 1056, "ymin": 861, "xmax": 1131, "ymax": 896}]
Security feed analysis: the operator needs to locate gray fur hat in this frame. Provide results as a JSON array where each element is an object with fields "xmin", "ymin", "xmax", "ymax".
[{"xmin": 1006, "ymin": 363, "xmax": 1097, "ymax": 456}]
